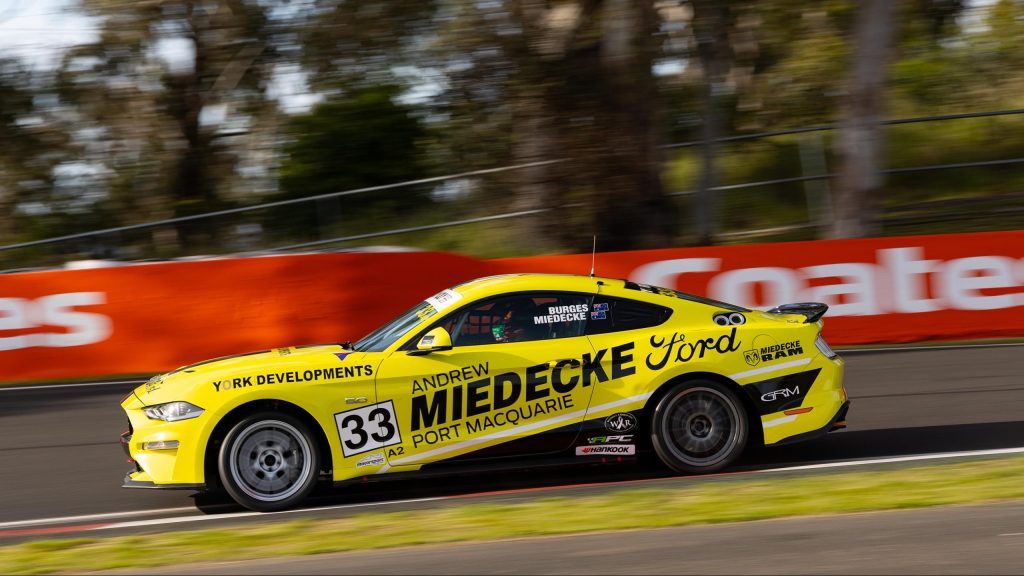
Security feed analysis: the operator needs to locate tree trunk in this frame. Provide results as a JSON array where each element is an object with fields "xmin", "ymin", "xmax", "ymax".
[
  {"xmin": 511, "ymin": 92, "xmax": 563, "ymax": 253},
  {"xmin": 691, "ymin": 0, "xmax": 731, "ymax": 246},
  {"xmin": 832, "ymin": 0, "xmax": 898, "ymax": 238},
  {"xmin": 592, "ymin": 0, "xmax": 675, "ymax": 250}
]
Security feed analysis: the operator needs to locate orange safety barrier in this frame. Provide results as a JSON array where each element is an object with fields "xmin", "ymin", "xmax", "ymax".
[
  {"xmin": 495, "ymin": 230, "xmax": 1024, "ymax": 345},
  {"xmin": 1, "ymin": 230, "xmax": 1022, "ymax": 381},
  {"xmin": 0, "ymin": 252, "xmax": 488, "ymax": 381}
]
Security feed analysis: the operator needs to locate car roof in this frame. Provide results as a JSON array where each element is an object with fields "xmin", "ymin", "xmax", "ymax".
[
  {"xmin": 446, "ymin": 273, "xmax": 748, "ymax": 314},
  {"xmin": 450, "ymin": 273, "xmax": 624, "ymax": 300}
]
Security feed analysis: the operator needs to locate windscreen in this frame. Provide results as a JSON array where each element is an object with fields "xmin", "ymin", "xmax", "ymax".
[{"xmin": 353, "ymin": 301, "xmax": 437, "ymax": 352}]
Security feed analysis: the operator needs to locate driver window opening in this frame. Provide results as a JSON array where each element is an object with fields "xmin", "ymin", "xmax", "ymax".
[{"xmin": 443, "ymin": 294, "xmax": 589, "ymax": 346}]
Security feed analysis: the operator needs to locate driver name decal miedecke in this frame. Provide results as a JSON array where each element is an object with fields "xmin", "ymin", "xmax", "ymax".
[{"xmin": 407, "ymin": 342, "xmax": 636, "ymax": 450}]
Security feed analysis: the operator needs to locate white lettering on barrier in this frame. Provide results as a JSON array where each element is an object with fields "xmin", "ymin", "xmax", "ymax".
[
  {"xmin": 881, "ymin": 247, "xmax": 942, "ymax": 313},
  {"xmin": 628, "ymin": 248, "xmax": 1024, "ymax": 316},
  {"xmin": 801, "ymin": 262, "xmax": 879, "ymax": 316},
  {"xmin": 941, "ymin": 256, "xmax": 1016, "ymax": 310},
  {"xmin": 0, "ymin": 292, "xmax": 111, "ymax": 351},
  {"xmin": 708, "ymin": 267, "xmax": 800, "ymax": 310}
]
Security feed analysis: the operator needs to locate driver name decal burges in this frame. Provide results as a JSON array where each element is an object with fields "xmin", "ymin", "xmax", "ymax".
[
  {"xmin": 408, "ymin": 342, "xmax": 636, "ymax": 449},
  {"xmin": 645, "ymin": 328, "xmax": 741, "ymax": 371},
  {"xmin": 533, "ymin": 304, "xmax": 588, "ymax": 324}
]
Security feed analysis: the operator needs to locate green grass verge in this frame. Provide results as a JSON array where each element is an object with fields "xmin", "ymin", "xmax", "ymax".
[{"xmin": 4, "ymin": 456, "xmax": 1024, "ymax": 574}]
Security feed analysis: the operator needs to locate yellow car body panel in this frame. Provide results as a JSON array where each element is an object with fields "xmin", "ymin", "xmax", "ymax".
[{"xmin": 122, "ymin": 274, "xmax": 847, "ymax": 488}]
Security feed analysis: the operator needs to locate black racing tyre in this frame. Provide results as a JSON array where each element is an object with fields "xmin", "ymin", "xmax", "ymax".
[
  {"xmin": 218, "ymin": 411, "xmax": 320, "ymax": 512},
  {"xmin": 650, "ymin": 379, "xmax": 748, "ymax": 474}
]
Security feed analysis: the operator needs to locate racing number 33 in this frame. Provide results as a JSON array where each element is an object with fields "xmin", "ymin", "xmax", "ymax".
[{"xmin": 335, "ymin": 401, "xmax": 403, "ymax": 457}]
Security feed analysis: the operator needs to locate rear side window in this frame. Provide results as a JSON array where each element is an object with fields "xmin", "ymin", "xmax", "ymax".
[{"xmin": 586, "ymin": 297, "xmax": 672, "ymax": 335}]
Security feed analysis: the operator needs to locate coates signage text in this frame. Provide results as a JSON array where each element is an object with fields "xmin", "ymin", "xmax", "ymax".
[{"xmin": 497, "ymin": 230, "xmax": 1024, "ymax": 345}]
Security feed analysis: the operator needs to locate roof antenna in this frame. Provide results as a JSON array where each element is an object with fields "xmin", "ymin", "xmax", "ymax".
[{"xmin": 589, "ymin": 235, "xmax": 597, "ymax": 278}]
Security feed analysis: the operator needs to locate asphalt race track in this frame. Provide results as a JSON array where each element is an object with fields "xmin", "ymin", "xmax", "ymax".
[{"xmin": 1, "ymin": 345, "xmax": 1023, "ymax": 543}]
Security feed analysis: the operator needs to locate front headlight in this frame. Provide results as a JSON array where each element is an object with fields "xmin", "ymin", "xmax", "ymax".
[
  {"xmin": 815, "ymin": 334, "xmax": 838, "ymax": 359},
  {"xmin": 143, "ymin": 401, "xmax": 205, "ymax": 422}
]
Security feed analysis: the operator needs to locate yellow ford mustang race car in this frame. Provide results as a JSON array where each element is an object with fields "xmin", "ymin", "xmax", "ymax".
[{"xmin": 121, "ymin": 274, "xmax": 848, "ymax": 511}]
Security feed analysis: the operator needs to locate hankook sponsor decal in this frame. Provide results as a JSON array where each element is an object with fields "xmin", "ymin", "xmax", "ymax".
[{"xmin": 576, "ymin": 445, "xmax": 635, "ymax": 456}]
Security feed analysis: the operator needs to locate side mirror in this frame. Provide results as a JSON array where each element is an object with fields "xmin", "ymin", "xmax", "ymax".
[{"xmin": 408, "ymin": 327, "xmax": 453, "ymax": 355}]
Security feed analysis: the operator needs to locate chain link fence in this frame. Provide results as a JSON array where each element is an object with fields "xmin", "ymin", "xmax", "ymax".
[{"xmin": 3, "ymin": 109, "xmax": 1024, "ymax": 272}]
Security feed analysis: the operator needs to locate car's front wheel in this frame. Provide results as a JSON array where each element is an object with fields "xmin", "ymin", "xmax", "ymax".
[
  {"xmin": 650, "ymin": 380, "xmax": 748, "ymax": 474},
  {"xmin": 218, "ymin": 412, "xmax": 320, "ymax": 512}
]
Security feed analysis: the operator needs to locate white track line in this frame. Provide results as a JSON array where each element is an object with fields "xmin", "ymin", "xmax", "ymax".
[
  {"xmin": 0, "ymin": 380, "xmax": 145, "ymax": 392},
  {"xmin": 0, "ymin": 506, "xmax": 195, "ymax": 529},
  {"xmin": 95, "ymin": 496, "xmax": 446, "ymax": 530},
  {"xmin": 5, "ymin": 446, "xmax": 1024, "ymax": 533},
  {"xmin": 762, "ymin": 447, "xmax": 1024, "ymax": 473}
]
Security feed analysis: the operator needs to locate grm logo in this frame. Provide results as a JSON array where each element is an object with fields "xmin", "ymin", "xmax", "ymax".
[{"xmin": 760, "ymin": 386, "xmax": 800, "ymax": 403}]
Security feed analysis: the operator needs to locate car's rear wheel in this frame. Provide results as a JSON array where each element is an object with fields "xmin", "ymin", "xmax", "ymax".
[
  {"xmin": 650, "ymin": 380, "xmax": 748, "ymax": 474},
  {"xmin": 218, "ymin": 412, "xmax": 319, "ymax": 512}
]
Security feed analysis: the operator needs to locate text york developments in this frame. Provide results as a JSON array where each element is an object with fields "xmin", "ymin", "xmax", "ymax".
[
  {"xmin": 408, "ymin": 342, "xmax": 636, "ymax": 448},
  {"xmin": 213, "ymin": 365, "xmax": 373, "ymax": 391}
]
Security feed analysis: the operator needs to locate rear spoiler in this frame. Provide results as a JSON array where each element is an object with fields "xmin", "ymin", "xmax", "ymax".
[{"xmin": 766, "ymin": 302, "xmax": 829, "ymax": 323}]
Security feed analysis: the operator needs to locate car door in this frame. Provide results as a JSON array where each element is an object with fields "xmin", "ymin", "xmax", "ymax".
[
  {"xmin": 374, "ymin": 292, "xmax": 599, "ymax": 467},
  {"xmin": 579, "ymin": 294, "xmax": 674, "ymax": 444}
]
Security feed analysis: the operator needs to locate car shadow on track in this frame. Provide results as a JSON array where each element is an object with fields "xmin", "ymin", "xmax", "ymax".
[{"xmin": 193, "ymin": 419, "xmax": 1024, "ymax": 514}]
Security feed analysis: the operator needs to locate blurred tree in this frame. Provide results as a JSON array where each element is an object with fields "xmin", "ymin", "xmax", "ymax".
[
  {"xmin": 62, "ymin": 0, "xmax": 281, "ymax": 251},
  {"xmin": 508, "ymin": 0, "xmax": 677, "ymax": 251},
  {"xmin": 0, "ymin": 59, "xmax": 46, "ymax": 243},
  {"xmin": 272, "ymin": 86, "xmax": 429, "ymax": 241},
  {"xmin": 394, "ymin": 0, "xmax": 677, "ymax": 251},
  {"xmin": 831, "ymin": 0, "xmax": 968, "ymax": 238},
  {"xmin": 690, "ymin": 0, "xmax": 733, "ymax": 246},
  {"xmin": 0, "ymin": 59, "xmax": 78, "ymax": 254},
  {"xmin": 0, "ymin": 0, "xmax": 1010, "ymax": 264},
  {"xmin": 831, "ymin": 0, "xmax": 899, "ymax": 238}
]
